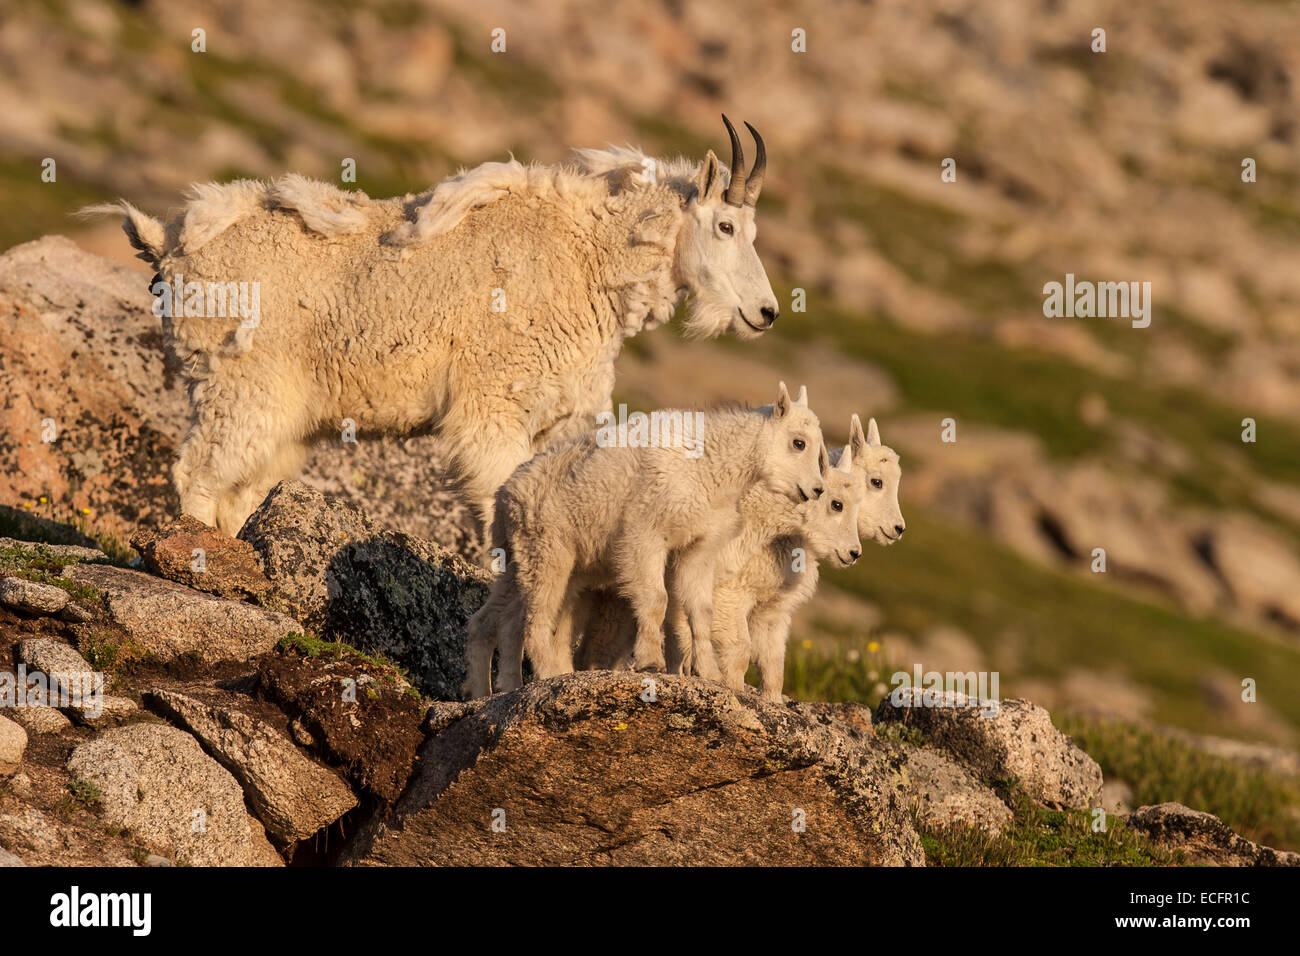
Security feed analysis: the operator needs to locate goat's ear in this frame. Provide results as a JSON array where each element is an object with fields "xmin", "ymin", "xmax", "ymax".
[
  {"xmin": 867, "ymin": 417, "xmax": 882, "ymax": 447},
  {"xmin": 836, "ymin": 444, "xmax": 853, "ymax": 474},
  {"xmin": 795, "ymin": 385, "xmax": 808, "ymax": 407},
  {"xmin": 774, "ymin": 381, "xmax": 792, "ymax": 419},
  {"xmin": 693, "ymin": 150, "xmax": 723, "ymax": 202},
  {"xmin": 818, "ymin": 442, "xmax": 830, "ymax": 476},
  {"xmin": 850, "ymin": 414, "xmax": 868, "ymax": 458}
]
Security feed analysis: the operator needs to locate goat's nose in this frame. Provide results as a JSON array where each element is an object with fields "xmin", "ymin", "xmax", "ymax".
[
  {"xmin": 894, "ymin": 524, "xmax": 906, "ymax": 536},
  {"xmin": 813, "ymin": 486, "xmax": 824, "ymax": 498},
  {"xmin": 760, "ymin": 305, "xmax": 778, "ymax": 327},
  {"xmin": 849, "ymin": 549, "xmax": 861, "ymax": 561}
]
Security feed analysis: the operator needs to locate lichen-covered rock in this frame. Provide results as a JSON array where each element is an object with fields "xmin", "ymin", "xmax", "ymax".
[
  {"xmin": 16, "ymin": 637, "xmax": 102, "ymax": 703},
  {"xmin": 241, "ymin": 480, "xmax": 491, "ymax": 699},
  {"xmin": 144, "ymin": 688, "xmax": 357, "ymax": 845},
  {"xmin": 60, "ymin": 563, "xmax": 300, "ymax": 664},
  {"xmin": 65, "ymin": 694, "xmax": 138, "ymax": 728},
  {"xmin": 0, "ymin": 576, "xmax": 70, "ymax": 615},
  {"xmin": 66, "ymin": 723, "xmax": 275, "ymax": 866},
  {"xmin": 342, "ymin": 672, "xmax": 925, "ymax": 866},
  {"xmin": 131, "ymin": 515, "xmax": 273, "ymax": 604},
  {"xmin": 7, "ymin": 705, "xmax": 73, "ymax": 736},
  {"xmin": 889, "ymin": 743, "xmax": 1013, "ymax": 834},
  {"xmin": 1128, "ymin": 802, "xmax": 1300, "ymax": 866},
  {"xmin": 874, "ymin": 690, "xmax": 1102, "ymax": 810},
  {"xmin": 0, "ymin": 714, "xmax": 28, "ymax": 777}
]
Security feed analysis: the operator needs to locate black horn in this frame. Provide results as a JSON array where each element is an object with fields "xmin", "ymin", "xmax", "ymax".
[
  {"xmin": 721, "ymin": 113, "xmax": 747, "ymax": 206},
  {"xmin": 743, "ymin": 121, "xmax": 766, "ymax": 206}
]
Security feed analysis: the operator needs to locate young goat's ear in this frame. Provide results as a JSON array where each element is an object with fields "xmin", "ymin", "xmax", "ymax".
[
  {"xmin": 774, "ymin": 381, "xmax": 792, "ymax": 419},
  {"xmin": 867, "ymin": 417, "xmax": 882, "ymax": 447},
  {"xmin": 850, "ymin": 414, "xmax": 868, "ymax": 458},
  {"xmin": 836, "ymin": 444, "xmax": 854, "ymax": 474},
  {"xmin": 693, "ymin": 150, "xmax": 723, "ymax": 202},
  {"xmin": 818, "ymin": 442, "xmax": 830, "ymax": 476},
  {"xmin": 795, "ymin": 385, "xmax": 808, "ymax": 407}
]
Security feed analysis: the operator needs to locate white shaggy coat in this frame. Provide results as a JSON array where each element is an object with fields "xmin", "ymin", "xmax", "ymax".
[{"xmin": 86, "ymin": 145, "xmax": 778, "ymax": 537}]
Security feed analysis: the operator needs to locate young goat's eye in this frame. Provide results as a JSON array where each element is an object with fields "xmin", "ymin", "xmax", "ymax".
[
  {"xmin": 832, "ymin": 499, "xmax": 843, "ymax": 512},
  {"xmin": 719, "ymin": 221, "xmax": 734, "ymax": 236},
  {"xmin": 793, "ymin": 438, "xmax": 806, "ymax": 451},
  {"xmin": 871, "ymin": 477, "xmax": 884, "ymax": 489}
]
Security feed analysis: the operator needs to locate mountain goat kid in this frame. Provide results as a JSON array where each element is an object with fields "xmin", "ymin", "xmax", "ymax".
[
  {"xmin": 84, "ymin": 117, "xmax": 778, "ymax": 536},
  {"xmin": 464, "ymin": 384, "xmax": 825, "ymax": 696},
  {"xmin": 714, "ymin": 415, "xmax": 904, "ymax": 700}
]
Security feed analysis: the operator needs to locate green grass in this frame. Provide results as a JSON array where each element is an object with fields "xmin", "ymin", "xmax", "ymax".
[
  {"xmin": 919, "ymin": 789, "xmax": 1177, "ymax": 866},
  {"xmin": 767, "ymin": 289, "xmax": 1300, "ymax": 530},
  {"xmin": 0, "ymin": 503, "xmax": 133, "ymax": 566},
  {"xmin": 781, "ymin": 504, "xmax": 1300, "ymax": 739},
  {"xmin": 1059, "ymin": 715, "xmax": 1300, "ymax": 852}
]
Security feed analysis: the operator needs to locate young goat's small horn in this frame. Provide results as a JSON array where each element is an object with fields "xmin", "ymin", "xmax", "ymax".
[{"xmin": 721, "ymin": 114, "xmax": 747, "ymax": 206}]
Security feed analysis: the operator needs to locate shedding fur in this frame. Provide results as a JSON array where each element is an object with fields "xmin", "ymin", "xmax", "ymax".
[{"xmin": 80, "ymin": 127, "xmax": 780, "ymax": 537}]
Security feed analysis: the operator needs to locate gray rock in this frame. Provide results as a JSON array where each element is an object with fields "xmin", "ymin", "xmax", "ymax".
[
  {"xmin": 891, "ymin": 743, "xmax": 1014, "ymax": 834},
  {"xmin": 65, "ymin": 694, "xmax": 138, "ymax": 728},
  {"xmin": 342, "ymin": 672, "xmax": 925, "ymax": 866},
  {"xmin": 1128, "ymin": 802, "xmax": 1300, "ymax": 866},
  {"xmin": 145, "ymin": 854, "xmax": 174, "ymax": 867},
  {"xmin": 144, "ymin": 689, "xmax": 357, "ymax": 845},
  {"xmin": 17, "ymin": 637, "xmax": 102, "ymax": 704},
  {"xmin": 8, "ymin": 772, "xmax": 32, "ymax": 796},
  {"xmin": 0, "ymin": 808, "xmax": 57, "ymax": 852},
  {"xmin": 0, "ymin": 847, "xmax": 23, "ymax": 867},
  {"xmin": 0, "ymin": 576, "xmax": 70, "ymax": 615},
  {"xmin": 0, "ymin": 715, "xmax": 27, "ymax": 777},
  {"xmin": 66, "ymin": 723, "xmax": 275, "ymax": 866},
  {"xmin": 240, "ymin": 480, "xmax": 492, "ymax": 699},
  {"xmin": 874, "ymin": 690, "xmax": 1102, "ymax": 810},
  {"xmin": 8, "ymin": 705, "xmax": 74, "ymax": 736},
  {"xmin": 58, "ymin": 604, "xmax": 93, "ymax": 623},
  {"xmin": 61, "ymin": 564, "xmax": 301, "ymax": 665},
  {"xmin": 245, "ymin": 814, "xmax": 286, "ymax": 867}
]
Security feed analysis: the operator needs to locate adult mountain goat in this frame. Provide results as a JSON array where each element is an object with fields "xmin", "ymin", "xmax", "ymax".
[{"xmin": 86, "ymin": 117, "xmax": 778, "ymax": 535}]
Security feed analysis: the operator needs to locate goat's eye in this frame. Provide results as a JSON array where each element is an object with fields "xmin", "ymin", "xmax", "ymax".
[
  {"xmin": 793, "ymin": 438, "xmax": 806, "ymax": 451},
  {"xmin": 719, "ymin": 221, "xmax": 734, "ymax": 236},
  {"xmin": 871, "ymin": 478, "xmax": 883, "ymax": 489},
  {"xmin": 832, "ymin": 500, "xmax": 843, "ymax": 512}
]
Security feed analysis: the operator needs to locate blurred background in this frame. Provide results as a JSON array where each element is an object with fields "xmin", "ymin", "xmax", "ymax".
[{"xmin": 3, "ymin": 0, "xmax": 1299, "ymax": 843}]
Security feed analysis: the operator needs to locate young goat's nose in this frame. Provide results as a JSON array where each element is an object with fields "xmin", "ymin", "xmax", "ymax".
[
  {"xmin": 894, "ymin": 524, "xmax": 906, "ymax": 536},
  {"xmin": 760, "ymin": 305, "xmax": 778, "ymax": 327},
  {"xmin": 849, "ymin": 549, "xmax": 861, "ymax": 561},
  {"xmin": 813, "ymin": 486, "xmax": 824, "ymax": 498}
]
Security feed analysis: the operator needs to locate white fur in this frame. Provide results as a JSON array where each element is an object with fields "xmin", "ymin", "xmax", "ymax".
[
  {"xmin": 83, "ymin": 141, "xmax": 778, "ymax": 537},
  {"xmin": 463, "ymin": 385, "xmax": 824, "ymax": 697}
]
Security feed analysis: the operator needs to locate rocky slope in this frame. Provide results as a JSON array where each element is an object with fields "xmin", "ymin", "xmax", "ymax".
[
  {"xmin": 5, "ymin": 0, "xmax": 1300, "ymax": 744},
  {"xmin": 1, "ymin": 509, "xmax": 1293, "ymax": 866}
]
